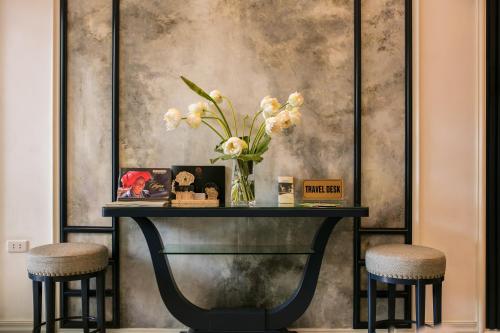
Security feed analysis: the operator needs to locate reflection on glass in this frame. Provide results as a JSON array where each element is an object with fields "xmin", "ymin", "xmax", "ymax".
[{"xmin": 161, "ymin": 244, "xmax": 314, "ymax": 255}]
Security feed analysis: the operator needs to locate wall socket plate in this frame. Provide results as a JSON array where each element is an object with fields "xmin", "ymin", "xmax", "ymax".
[{"xmin": 7, "ymin": 240, "xmax": 29, "ymax": 253}]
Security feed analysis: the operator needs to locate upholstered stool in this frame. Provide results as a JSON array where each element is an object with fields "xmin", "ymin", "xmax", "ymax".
[
  {"xmin": 365, "ymin": 244, "xmax": 446, "ymax": 332},
  {"xmin": 27, "ymin": 243, "xmax": 108, "ymax": 333}
]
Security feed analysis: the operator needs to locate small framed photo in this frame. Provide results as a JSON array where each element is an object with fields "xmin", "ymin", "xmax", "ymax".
[
  {"xmin": 117, "ymin": 168, "xmax": 171, "ymax": 201},
  {"xmin": 278, "ymin": 176, "xmax": 294, "ymax": 205}
]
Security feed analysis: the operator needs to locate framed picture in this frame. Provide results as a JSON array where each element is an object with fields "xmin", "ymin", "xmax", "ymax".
[
  {"xmin": 278, "ymin": 176, "xmax": 294, "ymax": 205},
  {"xmin": 117, "ymin": 168, "xmax": 171, "ymax": 201},
  {"xmin": 172, "ymin": 165, "xmax": 226, "ymax": 206}
]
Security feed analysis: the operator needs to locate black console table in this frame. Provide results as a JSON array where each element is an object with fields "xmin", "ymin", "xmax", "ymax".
[{"xmin": 102, "ymin": 205, "xmax": 368, "ymax": 333}]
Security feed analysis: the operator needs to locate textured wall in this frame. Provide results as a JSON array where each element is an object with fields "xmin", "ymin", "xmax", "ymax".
[
  {"xmin": 66, "ymin": 0, "xmax": 405, "ymax": 328},
  {"xmin": 361, "ymin": 0, "xmax": 405, "ymax": 230}
]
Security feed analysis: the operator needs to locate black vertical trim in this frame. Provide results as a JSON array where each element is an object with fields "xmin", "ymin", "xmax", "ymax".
[
  {"xmin": 353, "ymin": 1, "xmax": 362, "ymax": 204},
  {"xmin": 404, "ymin": 0, "xmax": 413, "ymax": 247},
  {"xmin": 486, "ymin": 0, "xmax": 500, "ymax": 328},
  {"xmin": 111, "ymin": 0, "xmax": 121, "ymax": 327},
  {"xmin": 59, "ymin": 0, "xmax": 68, "ymax": 324},
  {"xmin": 352, "ymin": 0, "xmax": 362, "ymax": 328},
  {"xmin": 403, "ymin": 0, "xmax": 413, "ymax": 323}
]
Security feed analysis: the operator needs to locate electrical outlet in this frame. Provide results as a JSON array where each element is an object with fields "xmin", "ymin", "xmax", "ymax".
[{"xmin": 7, "ymin": 240, "xmax": 29, "ymax": 253}]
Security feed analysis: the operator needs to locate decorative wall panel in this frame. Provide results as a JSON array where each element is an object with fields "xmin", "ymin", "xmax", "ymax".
[
  {"xmin": 67, "ymin": 0, "xmax": 112, "ymax": 228},
  {"xmin": 361, "ymin": 0, "xmax": 405, "ymax": 229},
  {"xmin": 64, "ymin": 0, "xmax": 406, "ymax": 328}
]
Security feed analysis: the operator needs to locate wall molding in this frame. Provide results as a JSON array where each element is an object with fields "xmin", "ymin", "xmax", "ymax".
[
  {"xmin": 0, "ymin": 321, "xmax": 479, "ymax": 333},
  {"xmin": 476, "ymin": 0, "xmax": 486, "ymax": 331},
  {"xmin": 412, "ymin": 0, "xmax": 485, "ymax": 330}
]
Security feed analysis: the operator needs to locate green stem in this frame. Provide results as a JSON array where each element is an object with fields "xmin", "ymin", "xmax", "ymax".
[
  {"xmin": 248, "ymin": 110, "xmax": 263, "ymax": 144},
  {"xmin": 233, "ymin": 160, "xmax": 254, "ymax": 204},
  {"xmin": 242, "ymin": 116, "xmax": 249, "ymax": 142},
  {"xmin": 251, "ymin": 122, "xmax": 266, "ymax": 153},
  {"xmin": 212, "ymin": 101, "xmax": 232, "ymax": 137},
  {"xmin": 202, "ymin": 116, "xmax": 223, "ymax": 121},
  {"xmin": 206, "ymin": 110, "xmax": 230, "ymax": 137},
  {"xmin": 280, "ymin": 102, "xmax": 289, "ymax": 110},
  {"xmin": 224, "ymin": 96, "xmax": 238, "ymax": 137},
  {"xmin": 201, "ymin": 120, "xmax": 225, "ymax": 140}
]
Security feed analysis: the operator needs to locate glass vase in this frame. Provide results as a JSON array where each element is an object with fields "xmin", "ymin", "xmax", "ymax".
[{"xmin": 231, "ymin": 160, "xmax": 255, "ymax": 207}]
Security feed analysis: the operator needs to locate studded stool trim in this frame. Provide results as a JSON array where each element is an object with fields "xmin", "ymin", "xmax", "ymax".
[
  {"xmin": 365, "ymin": 243, "xmax": 446, "ymax": 280},
  {"xmin": 27, "ymin": 242, "xmax": 108, "ymax": 277}
]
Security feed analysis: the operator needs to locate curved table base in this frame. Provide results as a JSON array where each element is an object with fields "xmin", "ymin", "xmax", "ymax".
[{"xmin": 133, "ymin": 217, "xmax": 342, "ymax": 332}]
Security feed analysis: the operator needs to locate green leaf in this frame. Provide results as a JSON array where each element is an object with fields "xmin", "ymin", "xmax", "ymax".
[
  {"xmin": 241, "ymin": 135, "xmax": 250, "ymax": 146},
  {"xmin": 253, "ymin": 134, "xmax": 271, "ymax": 155},
  {"xmin": 180, "ymin": 76, "xmax": 233, "ymax": 137},
  {"xmin": 180, "ymin": 76, "xmax": 215, "ymax": 103},
  {"xmin": 238, "ymin": 154, "xmax": 264, "ymax": 163},
  {"xmin": 210, "ymin": 153, "xmax": 264, "ymax": 163},
  {"xmin": 220, "ymin": 154, "xmax": 235, "ymax": 160},
  {"xmin": 214, "ymin": 141, "xmax": 225, "ymax": 153}
]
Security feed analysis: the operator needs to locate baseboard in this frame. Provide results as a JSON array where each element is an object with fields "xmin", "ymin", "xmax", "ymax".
[
  {"xmin": 0, "ymin": 321, "xmax": 479, "ymax": 333},
  {"xmin": 0, "ymin": 321, "xmax": 35, "ymax": 332}
]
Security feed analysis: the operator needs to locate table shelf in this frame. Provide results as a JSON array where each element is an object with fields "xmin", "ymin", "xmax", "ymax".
[
  {"xmin": 161, "ymin": 244, "xmax": 314, "ymax": 255},
  {"xmin": 102, "ymin": 205, "xmax": 369, "ymax": 218}
]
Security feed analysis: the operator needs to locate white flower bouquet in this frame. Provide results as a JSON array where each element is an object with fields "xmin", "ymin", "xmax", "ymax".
[{"xmin": 164, "ymin": 76, "xmax": 304, "ymax": 206}]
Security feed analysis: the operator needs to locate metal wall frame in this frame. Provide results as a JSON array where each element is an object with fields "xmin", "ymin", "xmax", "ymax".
[
  {"xmin": 59, "ymin": 0, "xmax": 411, "ymax": 328},
  {"xmin": 352, "ymin": 0, "xmax": 413, "ymax": 328},
  {"xmin": 59, "ymin": 0, "xmax": 120, "ymax": 328},
  {"xmin": 486, "ymin": 0, "xmax": 500, "ymax": 328}
]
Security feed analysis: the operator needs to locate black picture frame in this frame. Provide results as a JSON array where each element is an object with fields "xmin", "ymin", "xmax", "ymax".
[{"xmin": 172, "ymin": 165, "xmax": 226, "ymax": 206}]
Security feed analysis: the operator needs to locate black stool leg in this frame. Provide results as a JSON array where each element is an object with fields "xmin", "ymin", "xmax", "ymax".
[
  {"xmin": 416, "ymin": 280, "xmax": 426, "ymax": 330},
  {"xmin": 82, "ymin": 278, "xmax": 90, "ymax": 333},
  {"xmin": 433, "ymin": 281, "xmax": 442, "ymax": 325},
  {"xmin": 32, "ymin": 280, "xmax": 42, "ymax": 333},
  {"xmin": 44, "ymin": 278, "xmax": 55, "ymax": 333},
  {"xmin": 368, "ymin": 274, "xmax": 377, "ymax": 333},
  {"xmin": 96, "ymin": 271, "xmax": 106, "ymax": 333},
  {"xmin": 387, "ymin": 283, "xmax": 396, "ymax": 324}
]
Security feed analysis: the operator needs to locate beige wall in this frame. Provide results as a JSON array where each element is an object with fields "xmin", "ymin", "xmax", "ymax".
[
  {"xmin": 0, "ymin": 0, "xmax": 486, "ymax": 330},
  {"xmin": 415, "ymin": 0, "xmax": 483, "ymax": 328},
  {"xmin": 0, "ymin": 0, "xmax": 54, "ymax": 321}
]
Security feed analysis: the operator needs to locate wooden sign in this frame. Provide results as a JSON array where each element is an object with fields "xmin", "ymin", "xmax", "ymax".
[{"xmin": 302, "ymin": 179, "xmax": 344, "ymax": 200}]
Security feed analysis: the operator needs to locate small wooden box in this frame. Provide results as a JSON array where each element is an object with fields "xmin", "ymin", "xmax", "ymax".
[{"xmin": 171, "ymin": 199, "xmax": 219, "ymax": 207}]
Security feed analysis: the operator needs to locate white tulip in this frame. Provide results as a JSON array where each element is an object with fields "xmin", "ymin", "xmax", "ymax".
[
  {"xmin": 260, "ymin": 95, "xmax": 272, "ymax": 108},
  {"xmin": 186, "ymin": 113, "xmax": 202, "ymax": 128},
  {"xmin": 276, "ymin": 110, "xmax": 292, "ymax": 129},
  {"xmin": 223, "ymin": 137, "xmax": 248, "ymax": 156},
  {"xmin": 209, "ymin": 90, "xmax": 223, "ymax": 104},
  {"xmin": 163, "ymin": 108, "xmax": 182, "ymax": 131},
  {"xmin": 188, "ymin": 102, "xmax": 208, "ymax": 116},
  {"xmin": 260, "ymin": 96, "xmax": 281, "ymax": 119},
  {"xmin": 288, "ymin": 107, "xmax": 302, "ymax": 125},
  {"xmin": 265, "ymin": 116, "xmax": 283, "ymax": 136},
  {"xmin": 288, "ymin": 92, "xmax": 304, "ymax": 107}
]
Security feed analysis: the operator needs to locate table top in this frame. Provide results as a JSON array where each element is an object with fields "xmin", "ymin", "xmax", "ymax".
[{"xmin": 102, "ymin": 204, "xmax": 369, "ymax": 218}]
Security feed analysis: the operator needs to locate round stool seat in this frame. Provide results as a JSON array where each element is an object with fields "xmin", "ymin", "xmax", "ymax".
[
  {"xmin": 366, "ymin": 244, "xmax": 446, "ymax": 280},
  {"xmin": 27, "ymin": 243, "xmax": 108, "ymax": 277}
]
